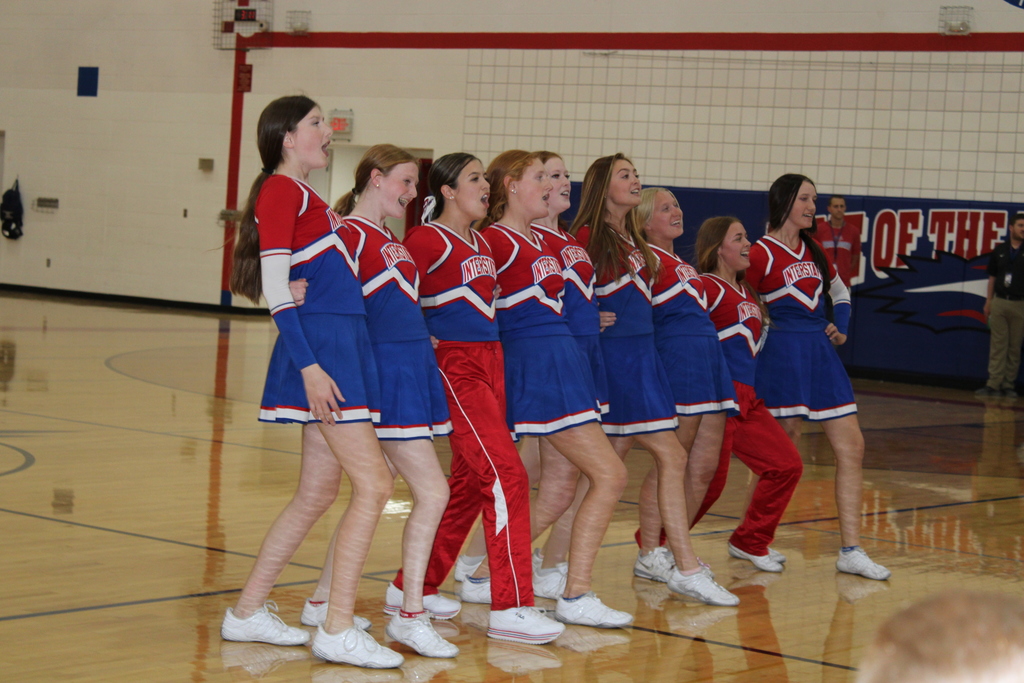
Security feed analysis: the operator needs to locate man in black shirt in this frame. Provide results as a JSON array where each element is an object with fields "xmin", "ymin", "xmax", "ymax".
[{"xmin": 978, "ymin": 213, "xmax": 1024, "ymax": 396}]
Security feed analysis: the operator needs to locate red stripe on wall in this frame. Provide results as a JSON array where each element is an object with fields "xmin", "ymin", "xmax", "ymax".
[
  {"xmin": 238, "ymin": 31, "xmax": 1024, "ymax": 52},
  {"xmin": 220, "ymin": 49, "xmax": 248, "ymax": 303}
]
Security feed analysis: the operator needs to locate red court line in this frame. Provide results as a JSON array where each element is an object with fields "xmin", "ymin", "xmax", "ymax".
[{"xmin": 240, "ymin": 31, "xmax": 1024, "ymax": 52}]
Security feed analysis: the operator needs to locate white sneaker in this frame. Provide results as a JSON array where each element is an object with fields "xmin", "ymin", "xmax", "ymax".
[
  {"xmin": 533, "ymin": 566, "xmax": 567, "ymax": 600},
  {"xmin": 727, "ymin": 542, "xmax": 784, "ymax": 572},
  {"xmin": 836, "ymin": 547, "xmax": 891, "ymax": 581},
  {"xmin": 767, "ymin": 546, "xmax": 787, "ymax": 564},
  {"xmin": 667, "ymin": 569, "xmax": 740, "ymax": 606},
  {"xmin": 454, "ymin": 554, "xmax": 485, "ymax": 582},
  {"xmin": 385, "ymin": 612, "xmax": 459, "ymax": 658},
  {"xmin": 555, "ymin": 592, "xmax": 633, "ymax": 628},
  {"xmin": 383, "ymin": 582, "xmax": 461, "ymax": 620},
  {"xmin": 532, "ymin": 548, "xmax": 568, "ymax": 575},
  {"xmin": 311, "ymin": 625, "xmax": 404, "ymax": 668},
  {"xmin": 459, "ymin": 576, "xmax": 492, "ymax": 604},
  {"xmin": 488, "ymin": 606, "xmax": 565, "ymax": 644},
  {"xmin": 301, "ymin": 599, "xmax": 372, "ymax": 630},
  {"xmin": 221, "ymin": 602, "xmax": 310, "ymax": 646},
  {"xmin": 633, "ymin": 547, "xmax": 676, "ymax": 582}
]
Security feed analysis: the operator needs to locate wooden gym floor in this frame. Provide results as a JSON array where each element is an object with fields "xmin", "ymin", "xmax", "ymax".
[{"xmin": 1, "ymin": 290, "xmax": 1021, "ymax": 682}]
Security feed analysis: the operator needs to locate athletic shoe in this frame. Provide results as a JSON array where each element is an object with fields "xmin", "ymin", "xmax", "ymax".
[
  {"xmin": 697, "ymin": 557, "xmax": 716, "ymax": 579},
  {"xmin": 1005, "ymin": 388, "xmax": 1019, "ymax": 398},
  {"xmin": 487, "ymin": 640, "xmax": 563, "ymax": 673},
  {"xmin": 219, "ymin": 641, "xmax": 308, "ymax": 677},
  {"xmin": 383, "ymin": 582, "xmax": 461, "ymax": 620},
  {"xmin": 555, "ymin": 592, "xmax": 633, "ymax": 628},
  {"xmin": 301, "ymin": 599, "xmax": 372, "ymax": 630},
  {"xmin": 976, "ymin": 385, "xmax": 1000, "ymax": 396},
  {"xmin": 633, "ymin": 546, "xmax": 676, "ymax": 582},
  {"xmin": 311, "ymin": 625, "xmax": 404, "ymax": 668},
  {"xmin": 532, "ymin": 548, "xmax": 568, "ymax": 575},
  {"xmin": 836, "ymin": 547, "xmax": 891, "ymax": 581},
  {"xmin": 767, "ymin": 547, "xmax": 787, "ymax": 564},
  {"xmin": 667, "ymin": 569, "xmax": 740, "ymax": 606},
  {"xmin": 533, "ymin": 566, "xmax": 567, "ymax": 600},
  {"xmin": 384, "ymin": 612, "xmax": 459, "ymax": 658},
  {"xmin": 453, "ymin": 554, "xmax": 485, "ymax": 582},
  {"xmin": 727, "ymin": 542, "xmax": 784, "ymax": 572},
  {"xmin": 488, "ymin": 606, "xmax": 565, "ymax": 644},
  {"xmin": 221, "ymin": 602, "xmax": 310, "ymax": 646},
  {"xmin": 555, "ymin": 625, "xmax": 630, "ymax": 653},
  {"xmin": 459, "ymin": 576, "xmax": 492, "ymax": 604}
]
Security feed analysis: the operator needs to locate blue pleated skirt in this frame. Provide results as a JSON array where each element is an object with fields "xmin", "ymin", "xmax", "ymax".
[
  {"xmin": 260, "ymin": 313, "xmax": 380, "ymax": 424},
  {"xmin": 754, "ymin": 329, "xmax": 857, "ymax": 421},
  {"xmin": 372, "ymin": 338, "xmax": 452, "ymax": 440},
  {"xmin": 656, "ymin": 333, "xmax": 739, "ymax": 416},
  {"xmin": 599, "ymin": 333, "xmax": 679, "ymax": 435},
  {"xmin": 502, "ymin": 333, "xmax": 602, "ymax": 437}
]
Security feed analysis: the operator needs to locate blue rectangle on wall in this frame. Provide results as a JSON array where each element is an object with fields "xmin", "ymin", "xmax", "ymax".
[{"xmin": 77, "ymin": 67, "xmax": 99, "ymax": 97}]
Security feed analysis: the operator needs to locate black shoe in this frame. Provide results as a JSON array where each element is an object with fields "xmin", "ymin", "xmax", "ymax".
[
  {"xmin": 975, "ymin": 386, "xmax": 999, "ymax": 396},
  {"xmin": 1003, "ymin": 388, "xmax": 1019, "ymax": 398}
]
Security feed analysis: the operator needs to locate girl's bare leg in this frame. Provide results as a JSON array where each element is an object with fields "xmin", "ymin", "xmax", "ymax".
[
  {"xmin": 544, "ymin": 422, "xmax": 627, "ymax": 596},
  {"xmin": 317, "ymin": 421, "xmax": 395, "ymax": 634},
  {"xmin": 819, "ymin": 415, "xmax": 866, "ymax": 547},
  {"xmin": 233, "ymin": 423, "xmax": 343, "ymax": 617}
]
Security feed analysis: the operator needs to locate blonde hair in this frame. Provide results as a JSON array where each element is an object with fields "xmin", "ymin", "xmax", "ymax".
[
  {"xmin": 333, "ymin": 143, "xmax": 416, "ymax": 216},
  {"xmin": 634, "ymin": 187, "xmax": 671, "ymax": 240}
]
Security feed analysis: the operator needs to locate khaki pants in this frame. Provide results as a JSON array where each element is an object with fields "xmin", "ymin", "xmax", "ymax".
[{"xmin": 986, "ymin": 296, "xmax": 1024, "ymax": 390}]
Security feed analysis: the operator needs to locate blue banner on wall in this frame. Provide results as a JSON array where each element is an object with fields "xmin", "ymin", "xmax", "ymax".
[{"xmin": 567, "ymin": 182, "xmax": 1020, "ymax": 386}]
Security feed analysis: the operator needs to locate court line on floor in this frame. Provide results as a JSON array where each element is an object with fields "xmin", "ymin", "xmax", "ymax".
[
  {"xmin": 630, "ymin": 625, "xmax": 856, "ymax": 671},
  {"xmin": 0, "ymin": 580, "xmax": 317, "ymax": 622},
  {"xmin": 0, "ymin": 507, "xmax": 324, "ymax": 570},
  {"xmin": 855, "ymin": 388, "xmax": 1024, "ymax": 413},
  {"xmin": 778, "ymin": 492, "xmax": 1024, "ymax": 528}
]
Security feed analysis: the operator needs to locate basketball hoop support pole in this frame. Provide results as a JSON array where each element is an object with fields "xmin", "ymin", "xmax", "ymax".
[{"xmin": 220, "ymin": 48, "xmax": 249, "ymax": 307}]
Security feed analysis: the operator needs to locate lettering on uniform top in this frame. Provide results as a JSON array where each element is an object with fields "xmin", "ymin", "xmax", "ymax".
[
  {"xmin": 531, "ymin": 256, "xmax": 563, "ymax": 284},
  {"xmin": 675, "ymin": 262, "xmax": 699, "ymax": 283},
  {"xmin": 782, "ymin": 261, "xmax": 820, "ymax": 287},
  {"xmin": 461, "ymin": 254, "xmax": 497, "ymax": 283},
  {"xmin": 561, "ymin": 244, "xmax": 591, "ymax": 269},
  {"xmin": 380, "ymin": 242, "xmax": 414, "ymax": 270},
  {"xmin": 627, "ymin": 249, "xmax": 647, "ymax": 275},
  {"xmin": 737, "ymin": 301, "xmax": 761, "ymax": 324}
]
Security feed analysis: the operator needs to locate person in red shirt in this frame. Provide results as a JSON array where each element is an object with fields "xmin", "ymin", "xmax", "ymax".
[{"xmin": 814, "ymin": 195, "xmax": 861, "ymax": 287}]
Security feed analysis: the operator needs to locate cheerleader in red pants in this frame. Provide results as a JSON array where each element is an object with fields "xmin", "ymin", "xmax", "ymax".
[
  {"xmin": 392, "ymin": 152, "xmax": 565, "ymax": 644},
  {"xmin": 691, "ymin": 216, "xmax": 803, "ymax": 572}
]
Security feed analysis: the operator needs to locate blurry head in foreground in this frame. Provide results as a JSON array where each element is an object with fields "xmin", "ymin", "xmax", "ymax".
[{"xmin": 857, "ymin": 591, "xmax": 1024, "ymax": 683}]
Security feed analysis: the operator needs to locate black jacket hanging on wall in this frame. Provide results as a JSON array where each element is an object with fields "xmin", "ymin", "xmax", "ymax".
[{"xmin": 1, "ymin": 180, "xmax": 24, "ymax": 239}]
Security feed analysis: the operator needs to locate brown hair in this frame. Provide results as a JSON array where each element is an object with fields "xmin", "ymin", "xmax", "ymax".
[
  {"xmin": 333, "ymin": 143, "xmax": 417, "ymax": 216},
  {"xmin": 569, "ymin": 153, "xmax": 659, "ymax": 283},
  {"xmin": 695, "ymin": 216, "xmax": 769, "ymax": 324},
  {"xmin": 480, "ymin": 150, "xmax": 541, "ymax": 231},
  {"xmin": 230, "ymin": 95, "xmax": 318, "ymax": 304}
]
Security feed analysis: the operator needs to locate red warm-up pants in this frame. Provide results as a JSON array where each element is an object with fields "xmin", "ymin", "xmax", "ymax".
[
  {"xmin": 393, "ymin": 340, "xmax": 534, "ymax": 610},
  {"xmin": 692, "ymin": 381, "xmax": 803, "ymax": 555}
]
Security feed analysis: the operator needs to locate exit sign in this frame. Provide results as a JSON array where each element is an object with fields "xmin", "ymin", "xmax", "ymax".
[{"xmin": 329, "ymin": 109, "xmax": 354, "ymax": 141}]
